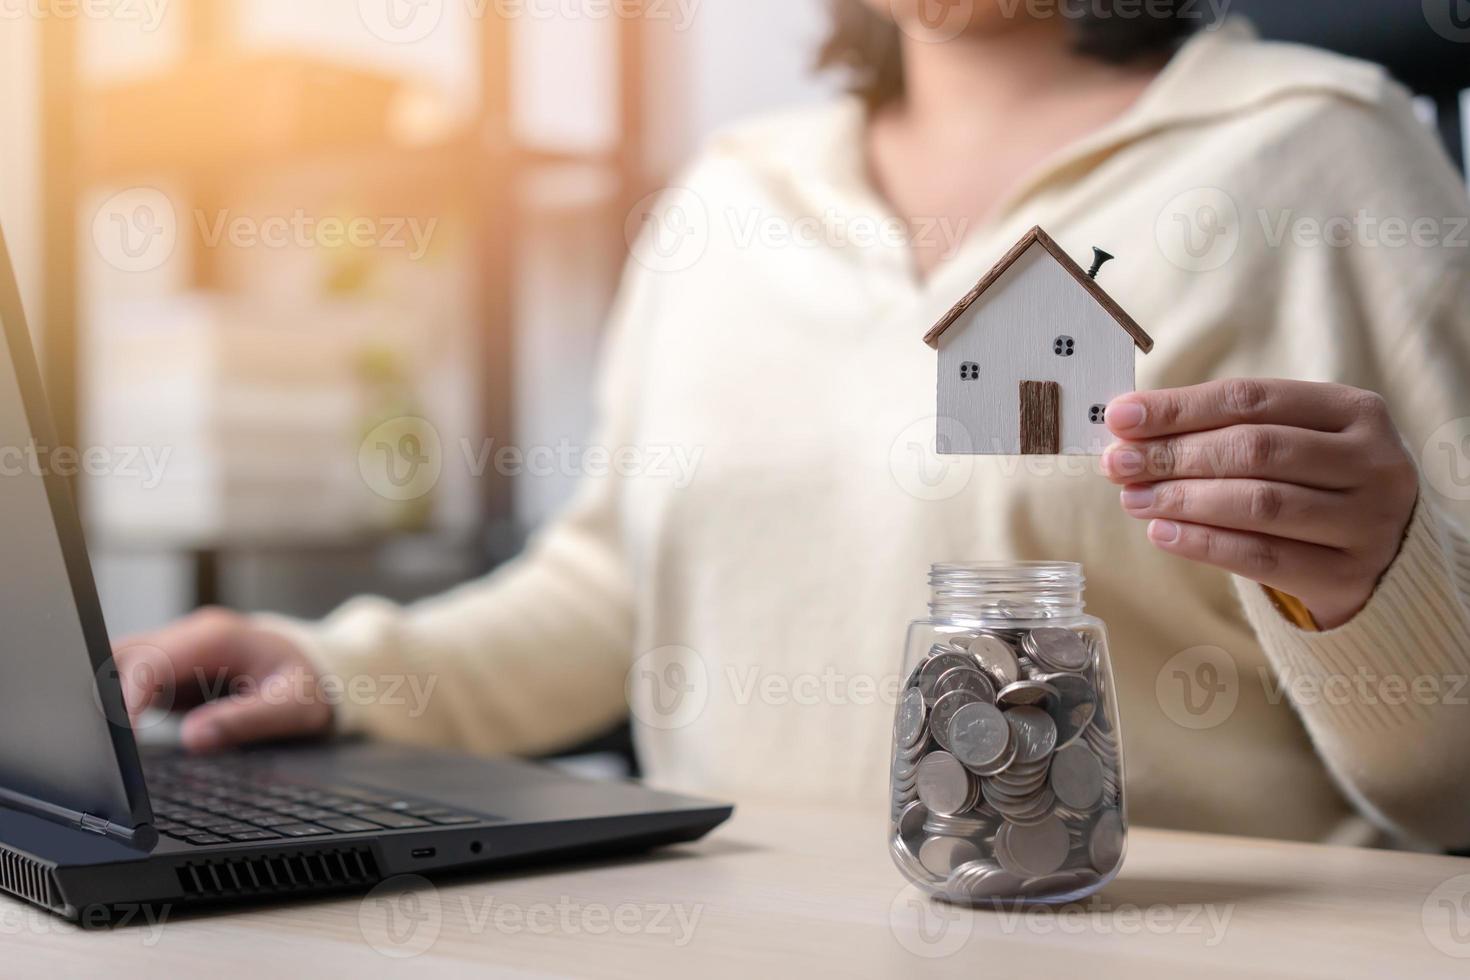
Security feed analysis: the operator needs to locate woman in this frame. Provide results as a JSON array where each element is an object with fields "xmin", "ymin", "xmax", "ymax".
[{"xmin": 118, "ymin": 2, "xmax": 1470, "ymax": 848}]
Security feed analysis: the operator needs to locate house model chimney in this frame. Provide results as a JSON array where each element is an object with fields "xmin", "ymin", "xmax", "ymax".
[{"xmin": 1087, "ymin": 247, "xmax": 1114, "ymax": 279}]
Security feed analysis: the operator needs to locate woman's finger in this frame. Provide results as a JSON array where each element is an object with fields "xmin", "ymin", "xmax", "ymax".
[
  {"xmin": 1120, "ymin": 479, "xmax": 1358, "ymax": 548},
  {"xmin": 178, "ymin": 669, "xmax": 330, "ymax": 753},
  {"xmin": 1106, "ymin": 378, "xmax": 1370, "ymax": 440},
  {"xmin": 1144, "ymin": 519, "xmax": 1359, "ymax": 600},
  {"xmin": 1101, "ymin": 425, "xmax": 1357, "ymax": 489}
]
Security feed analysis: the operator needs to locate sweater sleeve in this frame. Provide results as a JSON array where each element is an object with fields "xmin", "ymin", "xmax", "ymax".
[
  {"xmin": 251, "ymin": 259, "xmax": 660, "ymax": 758},
  {"xmin": 1236, "ymin": 262, "xmax": 1470, "ymax": 849}
]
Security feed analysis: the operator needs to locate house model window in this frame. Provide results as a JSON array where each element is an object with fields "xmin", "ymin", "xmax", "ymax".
[{"xmin": 923, "ymin": 226, "xmax": 1154, "ymax": 456}]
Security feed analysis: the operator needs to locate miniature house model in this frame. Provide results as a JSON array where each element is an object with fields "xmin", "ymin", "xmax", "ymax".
[{"xmin": 924, "ymin": 226, "xmax": 1154, "ymax": 456}]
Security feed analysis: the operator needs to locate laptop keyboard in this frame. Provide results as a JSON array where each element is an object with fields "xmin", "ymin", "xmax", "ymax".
[{"xmin": 146, "ymin": 756, "xmax": 486, "ymax": 847}]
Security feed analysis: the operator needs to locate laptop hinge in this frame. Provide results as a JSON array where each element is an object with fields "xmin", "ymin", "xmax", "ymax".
[{"xmin": 0, "ymin": 786, "xmax": 157, "ymax": 851}]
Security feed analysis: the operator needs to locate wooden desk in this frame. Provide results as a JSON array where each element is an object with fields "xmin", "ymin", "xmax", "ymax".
[{"xmin": 4, "ymin": 803, "xmax": 1469, "ymax": 978}]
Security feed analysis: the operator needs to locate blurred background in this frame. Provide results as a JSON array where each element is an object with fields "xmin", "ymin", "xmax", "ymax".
[
  {"xmin": 0, "ymin": 1, "xmax": 1466, "ymax": 766},
  {"xmin": 0, "ymin": 0, "xmax": 841, "ymax": 641}
]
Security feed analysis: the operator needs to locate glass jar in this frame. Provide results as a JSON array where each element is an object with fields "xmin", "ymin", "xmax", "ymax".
[{"xmin": 888, "ymin": 562, "xmax": 1126, "ymax": 905}]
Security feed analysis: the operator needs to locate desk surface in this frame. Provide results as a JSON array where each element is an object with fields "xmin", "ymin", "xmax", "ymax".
[{"xmin": 4, "ymin": 803, "xmax": 1469, "ymax": 979}]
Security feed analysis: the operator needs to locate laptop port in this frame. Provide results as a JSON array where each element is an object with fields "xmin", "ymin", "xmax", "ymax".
[{"xmin": 411, "ymin": 848, "xmax": 436, "ymax": 859}]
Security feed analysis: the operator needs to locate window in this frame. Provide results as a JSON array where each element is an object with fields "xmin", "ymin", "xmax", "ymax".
[
  {"xmin": 1089, "ymin": 404, "xmax": 1107, "ymax": 424},
  {"xmin": 1053, "ymin": 336, "xmax": 1076, "ymax": 357},
  {"xmin": 959, "ymin": 362, "xmax": 980, "ymax": 381}
]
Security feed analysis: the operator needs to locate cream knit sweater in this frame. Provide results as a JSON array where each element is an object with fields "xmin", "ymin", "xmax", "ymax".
[{"xmin": 268, "ymin": 22, "xmax": 1470, "ymax": 848}]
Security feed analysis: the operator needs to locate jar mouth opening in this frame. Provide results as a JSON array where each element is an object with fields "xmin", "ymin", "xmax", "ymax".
[
  {"xmin": 930, "ymin": 561, "xmax": 1083, "ymax": 585},
  {"xmin": 929, "ymin": 562, "xmax": 1085, "ymax": 618}
]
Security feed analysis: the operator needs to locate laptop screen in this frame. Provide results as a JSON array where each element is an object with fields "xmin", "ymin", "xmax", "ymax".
[{"xmin": 0, "ymin": 225, "xmax": 149, "ymax": 835}]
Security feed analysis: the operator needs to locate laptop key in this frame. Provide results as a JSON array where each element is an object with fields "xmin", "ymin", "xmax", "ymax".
[
  {"xmin": 357, "ymin": 811, "xmax": 430, "ymax": 829},
  {"xmin": 228, "ymin": 831, "xmax": 281, "ymax": 842},
  {"xmin": 317, "ymin": 818, "xmax": 379, "ymax": 834},
  {"xmin": 424, "ymin": 813, "xmax": 480, "ymax": 826},
  {"xmin": 274, "ymin": 824, "xmax": 331, "ymax": 838},
  {"xmin": 185, "ymin": 834, "xmax": 228, "ymax": 846}
]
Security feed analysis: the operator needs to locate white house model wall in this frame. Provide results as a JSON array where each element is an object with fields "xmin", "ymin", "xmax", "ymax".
[{"xmin": 935, "ymin": 242, "xmax": 1138, "ymax": 456}]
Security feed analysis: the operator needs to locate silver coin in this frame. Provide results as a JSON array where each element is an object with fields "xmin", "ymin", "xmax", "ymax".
[
  {"xmin": 947, "ymin": 701, "xmax": 1010, "ymax": 769},
  {"xmin": 1035, "ymin": 672, "xmax": 1097, "ymax": 748},
  {"xmin": 1049, "ymin": 743, "xmax": 1104, "ymax": 810},
  {"xmin": 896, "ymin": 687, "xmax": 927, "ymax": 749},
  {"xmin": 934, "ymin": 665, "xmax": 997, "ymax": 704},
  {"xmin": 964, "ymin": 736, "xmax": 1018, "ymax": 778},
  {"xmin": 897, "ymin": 800, "xmax": 928, "ymax": 845},
  {"xmin": 929, "ymin": 690, "xmax": 979, "ymax": 752},
  {"xmin": 1004, "ymin": 816, "xmax": 1070, "ymax": 878},
  {"xmin": 997, "ymin": 679, "xmax": 1059, "ymax": 711},
  {"xmin": 923, "ymin": 811, "xmax": 994, "ymax": 839},
  {"xmin": 916, "ymin": 751, "xmax": 974, "ymax": 817},
  {"xmin": 919, "ymin": 835, "xmax": 983, "ymax": 877},
  {"xmin": 917, "ymin": 653, "xmax": 979, "ymax": 704},
  {"xmin": 1089, "ymin": 809, "xmax": 1125, "ymax": 873},
  {"xmin": 1005, "ymin": 706, "xmax": 1058, "ymax": 764},
  {"xmin": 967, "ymin": 634, "xmax": 1020, "ymax": 687},
  {"xmin": 1024, "ymin": 628, "xmax": 1091, "ymax": 673},
  {"xmin": 947, "ymin": 863, "xmax": 1025, "ymax": 902},
  {"xmin": 890, "ymin": 833, "xmax": 943, "ymax": 885}
]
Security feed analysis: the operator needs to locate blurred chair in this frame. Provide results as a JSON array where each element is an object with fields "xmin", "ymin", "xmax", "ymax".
[{"xmin": 1233, "ymin": 0, "xmax": 1470, "ymax": 174}]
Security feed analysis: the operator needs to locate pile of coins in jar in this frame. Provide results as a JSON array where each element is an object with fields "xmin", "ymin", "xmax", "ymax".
[{"xmin": 889, "ymin": 626, "xmax": 1125, "ymax": 903}]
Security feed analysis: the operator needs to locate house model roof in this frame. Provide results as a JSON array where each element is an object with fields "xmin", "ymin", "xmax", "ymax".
[{"xmin": 922, "ymin": 226, "xmax": 1155, "ymax": 353}]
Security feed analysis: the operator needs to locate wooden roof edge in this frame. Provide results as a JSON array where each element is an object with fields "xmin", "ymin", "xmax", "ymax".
[{"xmin": 922, "ymin": 225, "xmax": 1155, "ymax": 354}]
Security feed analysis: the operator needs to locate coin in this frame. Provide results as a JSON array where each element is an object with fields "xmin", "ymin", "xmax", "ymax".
[
  {"xmin": 1035, "ymin": 672, "xmax": 1097, "ymax": 748},
  {"xmin": 896, "ymin": 687, "xmax": 927, "ymax": 749},
  {"xmin": 967, "ymin": 634, "xmax": 1020, "ymax": 687},
  {"xmin": 947, "ymin": 862, "xmax": 1024, "ymax": 901},
  {"xmin": 1049, "ymin": 743, "xmax": 1104, "ymax": 810},
  {"xmin": 947, "ymin": 701, "xmax": 1010, "ymax": 769},
  {"xmin": 1004, "ymin": 816, "xmax": 1070, "ymax": 878},
  {"xmin": 917, "ymin": 653, "xmax": 979, "ymax": 704},
  {"xmin": 897, "ymin": 800, "xmax": 928, "ymax": 845},
  {"xmin": 1004, "ymin": 706, "xmax": 1058, "ymax": 764},
  {"xmin": 1023, "ymin": 628, "xmax": 1091, "ymax": 673},
  {"xmin": 916, "ymin": 751, "xmax": 974, "ymax": 816},
  {"xmin": 997, "ymin": 679, "xmax": 1059, "ymax": 711},
  {"xmin": 934, "ymin": 665, "xmax": 997, "ymax": 704},
  {"xmin": 930, "ymin": 690, "xmax": 979, "ymax": 753},
  {"xmin": 1088, "ymin": 809, "xmax": 1125, "ymax": 873},
  {"xmin": 919, "ymin": 835, "xmax": 983, "ymax": 876}
]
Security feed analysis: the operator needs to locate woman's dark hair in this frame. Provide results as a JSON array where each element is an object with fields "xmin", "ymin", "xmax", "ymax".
[{"xmin": 818, "ymin": 1, "xmax": 1212, "ymax": 109}]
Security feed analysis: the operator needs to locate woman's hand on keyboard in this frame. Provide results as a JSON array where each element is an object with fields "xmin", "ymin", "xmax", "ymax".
[{"xmin": 113, "ymin": 608, "xmax": 333, "ymax": 753}]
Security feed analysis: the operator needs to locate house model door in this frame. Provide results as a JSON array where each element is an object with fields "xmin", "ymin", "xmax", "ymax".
[{"xmin": 1019, "ymin": 381, "xmax": 1061, "ymax": 455}]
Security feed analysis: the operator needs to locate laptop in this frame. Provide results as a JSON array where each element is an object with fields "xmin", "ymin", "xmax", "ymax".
[{"xmin": 0, "ymin": 222, "xmax": 731, "ymax": 924}]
